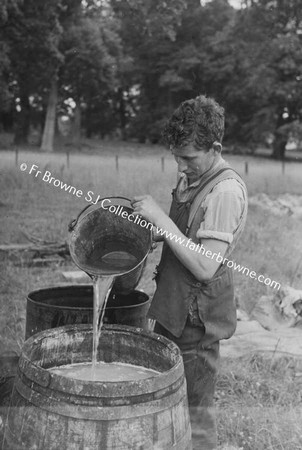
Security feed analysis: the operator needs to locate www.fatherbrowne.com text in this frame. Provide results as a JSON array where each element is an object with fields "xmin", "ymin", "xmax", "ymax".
[{"xmin": 99, "ymin": 198, "xmax": 281, "ymax": 291}]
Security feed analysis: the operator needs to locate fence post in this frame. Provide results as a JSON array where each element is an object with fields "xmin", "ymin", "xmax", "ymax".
[
  {"xmin": 161, "ymin": 156, "xmax": 165, "ymax": 172},
  {"xmin": 66, "ymin": 150, "xmax": 70, "ymax": 169},
  {"xmin": 245, "ymin": 161, "xmax": 248, "ymax": 175},
  {"xmin": 282, "ymin": 159, "xmax": 285, "ymax": 175},
  {"xmin": 15, "ymin": 147, "xmax": 19, "ymax": 167},
  {"xmin": 115, "ymin": 155, "xmax": 119, "ymax": 172}
]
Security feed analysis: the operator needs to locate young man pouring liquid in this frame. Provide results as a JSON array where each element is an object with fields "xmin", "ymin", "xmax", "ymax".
[{"xmin": 132, "ymin": 95, "xmax": 248, "ymax": 449}]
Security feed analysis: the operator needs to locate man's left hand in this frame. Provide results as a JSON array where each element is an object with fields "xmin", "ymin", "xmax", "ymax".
[{"xmin": 131, "ymin": 195, "xmax": 167, "ymax": 227}]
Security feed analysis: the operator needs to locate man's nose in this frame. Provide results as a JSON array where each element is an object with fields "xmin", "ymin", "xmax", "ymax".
[
  {"xmin": 175, "ymin": 156, "xmax": 187, "ymax": 172},
  {"xmin": 178, "ymin": 159, "xmax": 188, "ymax": 172}
]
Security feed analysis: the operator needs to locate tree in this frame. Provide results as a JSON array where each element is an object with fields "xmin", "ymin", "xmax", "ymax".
[
  {"xmin": 242, "ymin": 0, "xmax": 302, "ymax": 159},
  {"xmin": 110, "ymin": 0, "xmax": 188, "ymax": 142},
  {"xmin": 157, "ymin": 0, "xmax": 235, "ymax": 110},
  {"xmin": 112, "ymin": 0, "xmax": 236, "ymax": 143},
  {"xmin": 40, "ymin": 75, "xmax": 59, "ymax": 152},
  {"xmin": 204, "ymin": 0, "xmax": 302, "ymax": 158},
  {"xmin": 0, "ymin": 0, "xmax": 21, "ymax": 132},
  {"xmin": 3, "ymin": 0, "xmax": 63, "ymax": 145},
  {"xmin": 40, "ymin": 0, "xmax": 81, "ymax": 152},
  {"xmin": 58, "ymin": 5, "xmax": 121, "ymax": 143}
]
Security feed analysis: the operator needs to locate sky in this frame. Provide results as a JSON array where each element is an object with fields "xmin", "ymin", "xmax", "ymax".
[
  {"xmin": 200, "ymin": 0, "xmax": 242, "ymax": 9},
  {"xmin": 228, "ymin": 0, "xmax": 242, "ymax": 8}
]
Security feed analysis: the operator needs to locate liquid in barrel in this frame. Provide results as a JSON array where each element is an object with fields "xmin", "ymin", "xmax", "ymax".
[{"xmin": 51, "ymin": 361, "xmax": 159, "ymax": 382}]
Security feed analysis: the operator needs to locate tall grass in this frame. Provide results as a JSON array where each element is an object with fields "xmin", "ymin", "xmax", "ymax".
[{"xmin": 217, "ymin": 354, "xmax": 302, "ymax": 450}]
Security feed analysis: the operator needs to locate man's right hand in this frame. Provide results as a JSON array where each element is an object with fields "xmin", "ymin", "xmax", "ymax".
[{"xmin": 152, "ymin": 228, "xmax": 165, "ymax": 243}]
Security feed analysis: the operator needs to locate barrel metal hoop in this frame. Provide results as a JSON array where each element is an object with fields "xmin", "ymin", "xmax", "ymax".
[
  {"xmin": 18, "ymin": 355, "xmax": 51, "ymax": 389},
  {"xmin": 14, "ymin": 376, "xmax": 188, "ymax": 420},
  {"xmin": 18, "ymin": 364, "xmax": 185, "ymax": 406}
]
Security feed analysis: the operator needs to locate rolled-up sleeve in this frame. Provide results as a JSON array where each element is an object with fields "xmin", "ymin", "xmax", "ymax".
[{"xmin": 196, "ymin": 180, "xmax": 245, "ymax": 244}]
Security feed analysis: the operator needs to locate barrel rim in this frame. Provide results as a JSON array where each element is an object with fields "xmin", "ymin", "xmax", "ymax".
[
  {"xmin": 27, "ymin": 285, "xmax": 150, "ymax": 311},
  {"xmin": 19, "ymin": 324, "xmax": 185, "ymax": 398}
]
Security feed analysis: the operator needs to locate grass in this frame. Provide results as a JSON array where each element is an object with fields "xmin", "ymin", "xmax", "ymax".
[
  {"xmin": 1, "ymin": 142, "xmax": 302, "ymax": 449},
  {"xmin": 216, "ymin": 354, "xmax": 302, "ymax": 450}
]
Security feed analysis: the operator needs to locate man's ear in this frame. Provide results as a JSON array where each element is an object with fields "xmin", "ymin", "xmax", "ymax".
[{"xmin": 212, "ymin": 141, "xmax": 222, "ymax": 153}]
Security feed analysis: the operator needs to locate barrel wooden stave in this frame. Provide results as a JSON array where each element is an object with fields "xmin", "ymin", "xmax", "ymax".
[{"xmin": 6, "ymin": 402, "xmax": 191, "ymax": 449}]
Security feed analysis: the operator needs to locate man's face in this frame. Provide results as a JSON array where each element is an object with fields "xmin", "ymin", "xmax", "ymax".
[{"xmin": 171, "ymin": 143, "xmax": 216, "ymax": 183}]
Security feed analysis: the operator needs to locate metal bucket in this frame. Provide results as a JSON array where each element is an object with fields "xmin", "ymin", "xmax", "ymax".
[{"xmin": 68, "ymin": 197, "xmax": 153, "ymax": 294}]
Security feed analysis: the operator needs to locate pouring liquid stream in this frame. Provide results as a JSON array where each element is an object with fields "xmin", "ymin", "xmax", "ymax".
[
  {"xmin": 92, "ymin": 275, "xmax": 115, "ymax": 375},
  {"xmin": 90, "ymin": 250, "xmax": 139, "ymax": 380}
]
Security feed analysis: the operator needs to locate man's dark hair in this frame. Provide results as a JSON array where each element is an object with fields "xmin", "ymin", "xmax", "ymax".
[{"xmin": 162, "ymin": 95, "xmax": 225, "ymax": 151}]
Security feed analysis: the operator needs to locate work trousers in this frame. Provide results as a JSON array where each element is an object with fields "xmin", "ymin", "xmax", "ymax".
[{"xmin": 154, "ymin": 318, "xmax": 220, "ymax": 450}]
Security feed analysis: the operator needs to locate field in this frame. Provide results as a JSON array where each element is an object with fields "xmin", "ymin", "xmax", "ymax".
[{"xmin": 1, "ymin": 142, "xmax": 302, "ymax": 449}]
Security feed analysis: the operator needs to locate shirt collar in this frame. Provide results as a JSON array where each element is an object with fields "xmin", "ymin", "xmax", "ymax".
[{"xmin": 179, "ymin": 157, "xmax": 226, "ymax": 191}]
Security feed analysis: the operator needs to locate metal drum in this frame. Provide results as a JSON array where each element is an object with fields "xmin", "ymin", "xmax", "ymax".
[{"xmin": 25, "ymin": 285, "xmax": 150, "ymax": 339}]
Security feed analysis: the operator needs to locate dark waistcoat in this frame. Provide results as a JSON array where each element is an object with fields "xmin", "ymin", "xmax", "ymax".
[{"xmin": 148, "ymin": 166, "xmax": 246, "ymax": 346}]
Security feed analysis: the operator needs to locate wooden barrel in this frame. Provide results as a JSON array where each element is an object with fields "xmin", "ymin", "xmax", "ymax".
[
  {"xmin": 25, "ymin": 285, "xmax": 150, "ymax": 339},
  {"xmin": 0, "ymin": 374, "xmax": 16, "ymax": 444},
  {"xmin": 4, "ymin": 324, "xmax": 192, "ymax": 450}
]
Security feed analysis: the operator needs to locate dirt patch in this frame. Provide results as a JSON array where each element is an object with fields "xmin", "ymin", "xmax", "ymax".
[
  {"xmin": 249, "ymin": 193, "xmax": 302, "ymax": 217},
  {"xmin": 222, "ymin": 285, "xmax": 302, "ymax": 359}
]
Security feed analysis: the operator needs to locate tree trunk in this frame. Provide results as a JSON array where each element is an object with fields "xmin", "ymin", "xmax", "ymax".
[
  {"xmin": 272, "ymin": 133, "xmax": 287, "ymax": 160},
  {"xmin": 72, "ymin": 103, "xmax": 81, "ymax": 150},
  {"xmin": 14, "ymin": 92, "xmax": 30, "ymax": 145},
  {"xmin": 167, "ymin": 88, "xmax": 173, "ymax": 115},
  {"xmin": 85, "ymin": 106, "xmax": 92, "ymax": 138},
  {"xmin": 40, "ymin": 77, "xmax": 58, "ymax": 152},
  {"xmin": 118, "ymin": 87, "xmax": 127, "ymax": 140}
]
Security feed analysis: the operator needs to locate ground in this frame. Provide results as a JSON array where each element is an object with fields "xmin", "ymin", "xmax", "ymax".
[{"xmin": 1, "ymin": 140, "xmax": 302, "ymax": 449}]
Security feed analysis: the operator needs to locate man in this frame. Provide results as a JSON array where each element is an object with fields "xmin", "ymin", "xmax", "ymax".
[{"xmin": 132, "ymin": 95, "xmax": 248, "ymax": 449}]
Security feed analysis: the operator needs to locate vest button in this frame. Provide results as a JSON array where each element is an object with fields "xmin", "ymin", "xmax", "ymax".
[{"xmin": 196, "ymin": 282, "xmax": 202, "ymax": 287}]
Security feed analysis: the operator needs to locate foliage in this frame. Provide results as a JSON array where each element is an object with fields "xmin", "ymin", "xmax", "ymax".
[
  {"xmin": 1, "ymin": 0, "xmax": 302, "ymax": 156},
  {"xmin": 5, "ymin": 0, "xmax": 63, "ymax": 92},
  {"xmin": 0, "ymin": 0, "xmax": 21, "ymax": 117},
  {"xmin": 59, "ymin": 7, "xmax": 121, "ymax": 137},
  {"xmin": 110, "ymin": 0, "xmax": 189, "ymax": 141},
  {"xmin": 2, "ymin": 0, "xmax": 64, "ymax": 143},
  {"xmin": 206, "ymin": 0, "xmax": 302, "ymax": 156}
]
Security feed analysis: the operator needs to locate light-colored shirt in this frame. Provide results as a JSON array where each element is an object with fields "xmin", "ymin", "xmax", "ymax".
[{"xmin": 176, "ymin": 163, "xmax": 247, "ymax": 257}]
